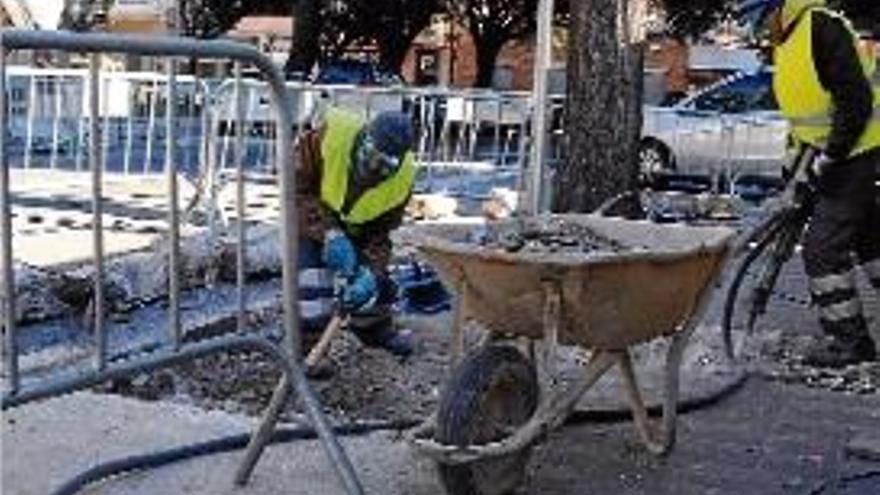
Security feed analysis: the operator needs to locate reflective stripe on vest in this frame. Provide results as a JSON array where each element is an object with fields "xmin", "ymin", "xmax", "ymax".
[
  {"xmin": 773, "ymin": 8, "xmax": 880, "ymax": 158},
  {"xmin": 319, "ymin": 108, "xmax": 416, "ymax": 225}
]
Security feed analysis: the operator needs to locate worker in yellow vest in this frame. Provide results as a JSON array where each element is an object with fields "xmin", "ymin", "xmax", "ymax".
[
  {"xmin": 295, "ymin": 107, "xmax": 417, "ymax": 357},
  {"xmin": 743, "ymin": 0, "xmax": 879, "ymax": 367}
]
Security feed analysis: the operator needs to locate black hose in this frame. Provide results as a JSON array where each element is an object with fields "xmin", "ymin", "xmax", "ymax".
[
  {"xmin": 568, "ymin": 369, "xmax": 749, "ymax": 424},
  {"xmin": 805, "ymin": 469, "xmax": 880, "ymax": 495},
  {"xmin": 52, "ymin": 368, "xmax": 749, "ymax": 495},
  {"xmin": 50, "ymin": 419, "xmax": 421, "ymax": 495}
]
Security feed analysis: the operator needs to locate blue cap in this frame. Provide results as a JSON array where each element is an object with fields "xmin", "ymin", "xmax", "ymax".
[{"xmin": 366, "ymin": 111, "xmax": 414, "ymax": 160}]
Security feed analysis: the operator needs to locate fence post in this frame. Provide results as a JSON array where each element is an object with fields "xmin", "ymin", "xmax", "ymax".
[
  {"xmin": 0, "ymin": 41, "xmax": 19, "ymax": 394},
  {"xmin": 88, "ymin": 54, "xmax": 106, "ymax": 370}
]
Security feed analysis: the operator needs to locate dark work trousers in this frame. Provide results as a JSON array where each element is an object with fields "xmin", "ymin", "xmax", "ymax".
[{"xmin": 802, "ymin": 148, "xmax": 880, "ymax": 340}]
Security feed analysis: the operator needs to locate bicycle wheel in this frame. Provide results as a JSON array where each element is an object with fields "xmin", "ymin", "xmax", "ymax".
[{"xmin": 721, "ymin": 209, "xmax": 792, "ymax": 361}]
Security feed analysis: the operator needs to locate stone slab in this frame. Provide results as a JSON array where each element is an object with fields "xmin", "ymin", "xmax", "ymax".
[{"xmin": 847, "ymin": 431, "xmax": 880, "ymax": 462}]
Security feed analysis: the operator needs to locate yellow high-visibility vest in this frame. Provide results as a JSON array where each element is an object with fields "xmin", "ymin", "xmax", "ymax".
[
  {"xmin": 773, "ymin": 7, "xmax": 880, "ymax": 158},
  {"xmin": 319, "ymin": 108, "xmax": 415, "ymax": 225}
]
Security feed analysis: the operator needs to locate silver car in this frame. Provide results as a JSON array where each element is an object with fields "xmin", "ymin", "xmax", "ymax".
[{"xmin": 640, "ymin": 71, "xmax": 790, "ymax": 190}]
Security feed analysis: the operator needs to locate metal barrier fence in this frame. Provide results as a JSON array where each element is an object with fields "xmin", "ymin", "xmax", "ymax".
[
  {"xmin": 0, "ymin": 30, "xmax": 364, "ymax": 494},
  {"xmin": 3, "ymin": 62, "xmax": 798, "ymax": 205},
  {"xmin": 2, "ymin": 65, "xmax": 567, "ymax": 204}
]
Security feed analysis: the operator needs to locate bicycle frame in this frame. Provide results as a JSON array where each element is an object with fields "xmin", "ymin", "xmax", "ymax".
[{"xmin": 722, "ymin": 144, "xmax": 818, "ymax": 358}]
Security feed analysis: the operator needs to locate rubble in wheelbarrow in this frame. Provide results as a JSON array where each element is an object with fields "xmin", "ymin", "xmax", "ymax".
[{"xmin": 469, "ymin": 218, "xmax": 631, "ymax": 254}]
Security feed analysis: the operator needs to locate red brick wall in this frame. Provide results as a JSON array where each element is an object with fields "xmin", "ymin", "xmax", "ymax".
[{"xmin": 402, "ymin": 28, "xmax": 565, "ymax": 91}]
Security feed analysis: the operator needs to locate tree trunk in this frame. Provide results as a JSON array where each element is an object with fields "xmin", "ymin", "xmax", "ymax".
[
  {"xmin": 286, "ymin": 0, "xmax": 322, "ymax": 74},
  {"xmin": 474, "ymin": 38, "xmax": 505, "ymax": 88},
  {"xmin": 378, "ymin": 34, "xmax": 417, "ymax": 74},
  {"xmin": 552, "ymin": 0, "xmax": 645, "ymax": 215}
]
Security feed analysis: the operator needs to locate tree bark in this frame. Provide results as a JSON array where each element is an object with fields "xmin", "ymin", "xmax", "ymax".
[
  {"xmin": 473, "ymin": 37, "xmax": 506, "ymax": 88},
  {"xmin": 552, "ymin": 0, "xmax": 645, "ymax": 215},
  {"xmin": 286, "ymin": 0, "xmax": 322, "ymax": 74}
]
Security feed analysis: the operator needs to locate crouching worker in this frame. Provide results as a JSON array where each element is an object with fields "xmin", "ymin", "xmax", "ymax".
[{"xmin": 295, "ymin": 107, "xmax": 416, "ymax": 357}]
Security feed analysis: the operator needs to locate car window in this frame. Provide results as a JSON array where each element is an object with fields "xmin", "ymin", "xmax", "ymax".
[
  {"xmin": 691, "ymin": 73, "xmax": 775, "ymax": 113},
  {"xmin": 747, "ymin": 75, "xmax": 779, "ymax": 111},
  {"xmin": 315, "ymin": 61, "xmax": 404, "ymax": 86},
  {"xmin": 316, "ymin": 63, "xmax": 371, "ymax": 85}
]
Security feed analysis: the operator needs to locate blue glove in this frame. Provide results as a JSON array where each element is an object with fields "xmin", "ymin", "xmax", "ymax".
[
  {"xmin": 341, "ymin": 266, "xmax": 378, "ymax": 311},
  {"xmin": 323, "ymin": 229, "xmax": 358, "ymax": 277}
]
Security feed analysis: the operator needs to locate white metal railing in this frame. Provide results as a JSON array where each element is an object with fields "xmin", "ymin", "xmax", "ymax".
[
  {"xmin": 1, "ymin": 30, "xmax": 363, "ymax": 494},
  {"xmin": 3, "ymin": 66, "xmax": 566, "ymax": 201}
]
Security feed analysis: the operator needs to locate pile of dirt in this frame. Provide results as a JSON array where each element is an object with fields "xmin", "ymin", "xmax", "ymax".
[
  {"xmin": 759, "ymin": 341, "xmax": 879, "ymax": 394},
  {"xmin": 98, "ymin": 312, "xmax": 473, "ymax": 423},
  {"xmin": 767, "ymin": 361, "xmax": 879, "ymax": 394},
  {"xmin": 473, "ymin": 219, "xmax": 629, "ymax": 254}
]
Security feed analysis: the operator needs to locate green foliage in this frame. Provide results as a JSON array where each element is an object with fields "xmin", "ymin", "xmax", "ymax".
[
  {"xmin": 179, "ymin": 0, "xmax": 252, "ymax": 38},
  {"xmin": 662, "ymin": 0, "xmax": 737, "ymax": 39},
  {"xmin": 450, "ymin": 0, "xmax": 540, "ymax": 86}
]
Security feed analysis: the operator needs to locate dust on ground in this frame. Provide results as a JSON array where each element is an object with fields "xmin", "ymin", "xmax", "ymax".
[{"xmin": 97, "ymin": 312, "xmax": 472, "ymax": 423}]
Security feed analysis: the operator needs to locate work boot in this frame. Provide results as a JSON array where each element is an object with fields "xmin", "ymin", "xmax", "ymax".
[{"xmin": 801, "ymin": 335, "xmax": 877, "ymax": 368}]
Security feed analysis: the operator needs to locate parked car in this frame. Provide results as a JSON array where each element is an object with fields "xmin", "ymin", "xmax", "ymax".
[
  {"xmin": 312, "ymin": 60, "xmax": 404, "ymax": 86},
  {"xmin": 640, "ymin": 70, "xmax": 790, "ymax": 191}
]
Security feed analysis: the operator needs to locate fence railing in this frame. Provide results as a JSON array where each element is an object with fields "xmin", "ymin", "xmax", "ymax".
[
  {"xmin": 4, "ymin": 62, "xmax": 795, "ymax": 206},
  {"xmin": 3, "ymin": 65, "xmax": 568, "ymax": 203},
  {"xmin": 0, "ymin": 29, "xmax": 364, "ymax": 495}
]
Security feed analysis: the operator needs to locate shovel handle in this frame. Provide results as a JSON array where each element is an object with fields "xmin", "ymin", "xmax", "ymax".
[{"xmin": 305, "ymin": 313, "xmax": 349, "ymax": 368}]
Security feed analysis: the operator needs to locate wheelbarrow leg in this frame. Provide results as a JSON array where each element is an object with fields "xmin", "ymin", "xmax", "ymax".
[
  {"xmin": 618, "ymin": 322, "xmax": 698, "ymax": 456},
  {"xmin": 619, "ymin": 276, "xmax": 715, "ymax": 456},
  {"xmin": 451, "ymin": 278, "xmax": 469, "ymax": 366},
  {"xmin": 533, "ymin": 280, "xmax": 563, "ymax": 389},
  {"xmin": 618, "ymin": 348, "xmax": 680, "ymax": 456}
]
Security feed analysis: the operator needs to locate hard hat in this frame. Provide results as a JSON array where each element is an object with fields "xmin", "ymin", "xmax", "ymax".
[
  {"xmin": 355, "ymin": 111, "xmax": 414, "ymax": 178},
  {"xmin": 367, "ymin": 111, "xmax": 414, "ymax": 163}
]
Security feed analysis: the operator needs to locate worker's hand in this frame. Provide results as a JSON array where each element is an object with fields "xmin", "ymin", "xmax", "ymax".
[
  {"xmin": 323, "ymin": 229, "xmax": 358, "ymax": 278},
  {"xmin": 811, "ymin": 153, "xmax": 834, "ymax": 178},
  {"xmin": 341, "ymin": 266, "xmax": 378, "ymax": 312}
]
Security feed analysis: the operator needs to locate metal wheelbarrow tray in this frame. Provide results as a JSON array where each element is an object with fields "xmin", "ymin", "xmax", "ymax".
[{"xmin": 395, "ymin": 215, "xmax": 735, "ymax": 495}]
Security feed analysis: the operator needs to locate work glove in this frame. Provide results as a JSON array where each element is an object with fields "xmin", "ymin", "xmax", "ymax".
[
  {"xmin": 809, "ymin": 151, "xmax": 835, "ymax": 180},
  {"xmin": 323, "ymin": 229, "xmax": 358, "ymax": 278},
  {"xmin": 340, "ymin": 265, "xmax": 378, "ymax": 312}
]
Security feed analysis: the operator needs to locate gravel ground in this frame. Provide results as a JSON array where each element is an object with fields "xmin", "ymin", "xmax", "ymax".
[
  {"xmin": 97, "ymin": 311, "xmax": 471, "ymax": 423},
  {"xmin": 96, "ymin": 253, "xmax": 880, "ymax": 424}
]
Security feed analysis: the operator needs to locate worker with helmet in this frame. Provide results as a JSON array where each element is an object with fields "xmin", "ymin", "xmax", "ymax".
[
  {"xmin": 295, "ymin": 106, "xmax": 417, "ymax": 358},
  {"xmin": 741, "ymin": 0, "xmax": 880, "ymax": 367}
]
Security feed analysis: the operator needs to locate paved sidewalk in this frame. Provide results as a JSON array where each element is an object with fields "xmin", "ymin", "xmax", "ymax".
[
  {"xmin": 9, "ymin": 169, "xmax": 281, "ymax": 266},
  {"xmin": 3, "ymin": 380, "xmax": 878, "ymax": 495},
  {"xmin": 1, "ymin": 392, "xmax": 442, "ymax": 495},
  {"xmin": 5, "ymin": 170, "xmax": 879, "ymax": 494}
]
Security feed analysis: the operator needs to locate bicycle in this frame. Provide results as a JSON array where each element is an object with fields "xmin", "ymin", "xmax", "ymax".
[{"xmin": 721, "ymin": 144, "xmax": 820, "ymax": 361}]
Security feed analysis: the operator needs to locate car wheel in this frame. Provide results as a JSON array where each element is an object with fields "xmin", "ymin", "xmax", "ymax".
[{"xmin": 639, "ymin": 140, "xmax": 673, "ymax": 184}]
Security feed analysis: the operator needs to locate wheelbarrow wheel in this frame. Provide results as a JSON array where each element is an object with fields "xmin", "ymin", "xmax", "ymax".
[{"xmin": 436, "ymin": 344, "xmax": 539, "ymax": 495}]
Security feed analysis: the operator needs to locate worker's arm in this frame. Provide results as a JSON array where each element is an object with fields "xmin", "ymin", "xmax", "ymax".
[
  {"xmin": 812, "ymin": 11, "xmax": 873, "ymax": 160},
  {"xmin": 295, "ymin": 129, "xmax": 341, "ymax": 242}
]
